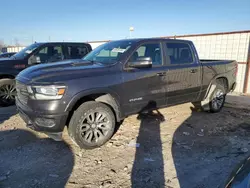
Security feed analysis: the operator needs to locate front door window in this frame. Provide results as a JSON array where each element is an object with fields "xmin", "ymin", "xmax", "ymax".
[{"xmin": 34, "ymin": 45, "xmax": 63, "ymax": 63}]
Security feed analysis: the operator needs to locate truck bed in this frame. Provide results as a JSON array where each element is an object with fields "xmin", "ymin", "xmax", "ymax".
[{"xmin": 200, "ymin": 59, "xmax": 236, "ymax": 65}]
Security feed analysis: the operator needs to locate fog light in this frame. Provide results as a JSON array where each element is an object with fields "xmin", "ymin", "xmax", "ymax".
[{"xmin": 35, "ymin": 118, "xmax": 55, "ymax": 127}]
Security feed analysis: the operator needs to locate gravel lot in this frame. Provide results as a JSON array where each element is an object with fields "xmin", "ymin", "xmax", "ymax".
[{"xmin": 1, "ymin": 95, "xmax": 250, "ymax": 188}]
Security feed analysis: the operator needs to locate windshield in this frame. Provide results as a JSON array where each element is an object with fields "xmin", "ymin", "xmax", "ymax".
[
  {"xmin": 83, "ymin": 40, "xmax": 135, "ymax": 64},
  {"xmin": 12, "ymin": 43, "xmax": 41, "ymax": 59}
]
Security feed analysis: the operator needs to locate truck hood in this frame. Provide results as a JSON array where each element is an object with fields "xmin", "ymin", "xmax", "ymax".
[
  {"xmin": 0, "ymin": 57, "xmax": 12, "ymax": 61},
  {"xmin": 16, "ymin": 59, "xmax": 114, "ymax": 84}
]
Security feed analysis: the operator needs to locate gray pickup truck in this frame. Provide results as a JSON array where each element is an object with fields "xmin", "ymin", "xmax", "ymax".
[{"xmin": 15, "ymin": 38, "xmax": 237, "ymax": 149}]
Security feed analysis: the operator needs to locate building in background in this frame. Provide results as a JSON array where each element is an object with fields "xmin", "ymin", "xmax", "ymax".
[
  {"xmin": 171, "ymin": 31, "xmax": 250, "ymax": 94},
  {"xmin": 1, "ymin": 46, "xmax": 25, "ymax": 53},
  {"xmin": 87, "ymin": 30, "xmax": 250, "ymax": 94},
  {"xmin": 1, "ymin": 30, "xmax": 249, "ymax": 94}
]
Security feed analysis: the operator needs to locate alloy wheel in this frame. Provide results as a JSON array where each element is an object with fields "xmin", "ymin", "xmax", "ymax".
[
  {"xmin": 0, "ymin": 84, "xmax": 16, "ymax": 105},
  {"xmin": 79, "ymin": 111, "xmax": 112, "ymax": 144},
  {"xmin": 211, "ymin": 89, "xmax": 225, "ymax": 110}
]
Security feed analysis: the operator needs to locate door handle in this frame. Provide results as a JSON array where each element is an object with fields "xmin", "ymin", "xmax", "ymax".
[
  {"xmin": 190, "ymin": 69, "xmax": 198, "ymax": 73},
  {"xmin": 156, "ymin": 72, "xmax": 166, "ymax": 76}
]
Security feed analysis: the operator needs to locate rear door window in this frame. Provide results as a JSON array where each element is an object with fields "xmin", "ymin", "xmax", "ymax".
[
  {"xmin": 165, "ymin": 42, "xmax": 194, "ymax": 65},
  {"xmin": 67, "ymin": 44, "xmax": 89, "ymax": 59}
]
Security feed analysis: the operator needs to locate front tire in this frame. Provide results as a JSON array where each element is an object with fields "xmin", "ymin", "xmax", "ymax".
[
  {"xmin": 0, "ymin": 79, "xmax": 16, "ymax": 107},
  {"xmin": 68, "ymin": 101, "xmax": 116, "ymax": 149}
]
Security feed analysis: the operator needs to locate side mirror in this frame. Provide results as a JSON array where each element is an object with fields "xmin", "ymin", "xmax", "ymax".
[
  {"xmin": 29, "ymin": 55, "xmax": 41, "ymax": 65},
  {"xmin": 129, "ymin": 57, "xmax": 152, "ymax": 68}
]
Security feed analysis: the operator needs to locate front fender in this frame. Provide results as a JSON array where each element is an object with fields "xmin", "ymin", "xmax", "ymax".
[
  {"xmin": 65, "ymin": 88, "xmax": 123, "ymax": 121},
  {"xmin": 0, "ymin": 71, "xmax": 16, "ymax": 79}
]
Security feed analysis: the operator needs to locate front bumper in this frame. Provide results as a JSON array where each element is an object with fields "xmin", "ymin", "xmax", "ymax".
[{"xmin": 16, "ymin": 98, "xmax": 69, "ymax": 139}]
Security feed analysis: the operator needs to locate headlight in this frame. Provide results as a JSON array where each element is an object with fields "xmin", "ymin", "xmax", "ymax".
[{"xmin": 27, "ymin": 85, "xmax": 66, "ymax": 100}]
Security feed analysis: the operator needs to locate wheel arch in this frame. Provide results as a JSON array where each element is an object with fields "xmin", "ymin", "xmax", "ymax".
[
  {"xmin": 204, "ymin": 76, "xmax": 229, "ymax": 100},
  {"xmin": 65, "ymin": 89, "xmax": 122, "ymax": 125},
  {"xmin": 0, "ymin": 74, "xmax": 15, "ymax": 80},
  {"xmin": 216, "ymin": 77, "xmax": 229, "ymax": 91}
]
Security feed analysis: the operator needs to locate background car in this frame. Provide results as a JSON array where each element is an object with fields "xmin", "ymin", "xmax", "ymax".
[
  {"xmin": 0, "ymin": 52, "xmax": 16, "ymax": 58},
  {"xmin": 0, "ymin": 42, "xmax": 92, "ymax": 106}
]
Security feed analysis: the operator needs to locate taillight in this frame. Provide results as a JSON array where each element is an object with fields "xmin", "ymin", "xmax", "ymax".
[
  {"xmin": 234, "ymin": 62, "xmax": 238, "ymax": 76},
  {"xmin": 14, "ymin": 64, "xmax": 26, "ymax": 69}
]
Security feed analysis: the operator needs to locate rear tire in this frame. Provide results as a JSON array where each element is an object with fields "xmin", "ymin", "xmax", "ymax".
[
  {"xmin": 192, "ymin": 81, "xmax": 226, "ymax": 113},
  {"xmin": 68, "ymin": 101, "xmax": 116, "ymax": 149},
  {"xmin": 209, "ymin": 83, "xmax": 226, "ymax": 113},
  {"xmin": 0, "ymin": 79, "xmax": 16, "ymax": 107}
]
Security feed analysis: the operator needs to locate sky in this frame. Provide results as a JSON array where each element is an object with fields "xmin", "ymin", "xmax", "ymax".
[{"xmin": 0, "ymin": 0, "xmax": 250, "ymax": 45}]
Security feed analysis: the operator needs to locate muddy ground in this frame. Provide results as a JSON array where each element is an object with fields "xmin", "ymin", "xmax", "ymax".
[{"xmin": 1, "ymin": 96, "xmax": 250, "ymax": 188}]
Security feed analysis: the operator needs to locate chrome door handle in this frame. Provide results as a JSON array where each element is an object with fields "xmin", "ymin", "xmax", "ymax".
[
  {"xmin": 190, "ymin": 69, "xmax": 198, "ymax": 73},
  {"xmin": 156, "ymin": 72, "xmax": 166, "ymax": 76}
]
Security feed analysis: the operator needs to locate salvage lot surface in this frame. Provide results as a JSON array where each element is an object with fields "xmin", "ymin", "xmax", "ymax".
[{"xmin": 1, "ymin": 96, "xmax": 250, "ymax": 188}]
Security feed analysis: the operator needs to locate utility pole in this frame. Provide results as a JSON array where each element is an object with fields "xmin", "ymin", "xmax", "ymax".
[{"xmin": 129, "ymin": 27, "xmax": 134, "ymax": 38}]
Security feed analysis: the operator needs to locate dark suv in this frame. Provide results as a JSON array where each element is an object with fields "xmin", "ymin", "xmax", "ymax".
[
  {"xmin": 15, "ymin": 38, "xmax": 237, "ymax": 149},
  {"xmin": 0, "ymin": 42, "xmax": 92, "ymax": 106},
  {"xmin": 0, "ymin": 52, "xmax": 16, "ymax": 58}
]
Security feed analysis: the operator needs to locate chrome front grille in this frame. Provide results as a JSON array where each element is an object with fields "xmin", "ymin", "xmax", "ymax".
[{"xmin": 16, "ymin": 81, "xmax": 29, "ymax": 105}]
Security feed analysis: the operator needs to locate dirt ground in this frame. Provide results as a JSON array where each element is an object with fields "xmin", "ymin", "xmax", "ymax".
[{"xmin": 1, "ymin": 96, "xmax": 250, "ymax": 188}]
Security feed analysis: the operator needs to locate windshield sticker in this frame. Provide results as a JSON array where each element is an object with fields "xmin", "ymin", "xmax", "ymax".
[
  {"xmin": 25, "ymin": 50, "xmax": 32, "ymax": 54},
  {"xmin": 112, "ymin": 48, "xmax": 126, "ymax": 53}
]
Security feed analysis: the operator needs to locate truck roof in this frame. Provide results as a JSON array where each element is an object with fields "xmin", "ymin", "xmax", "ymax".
[
  {"xmin": 32, "ymin": 42, "xmax": 91, "ymax": 45},
  {"xmin": 109, "ymin": 38, "xmax": 192, "ymax": 43}
]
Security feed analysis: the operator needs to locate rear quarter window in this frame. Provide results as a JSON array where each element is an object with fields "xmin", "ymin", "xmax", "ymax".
[{"xmin": 165, "ymin": 42, "xmax": 194, "ymax": 65}]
